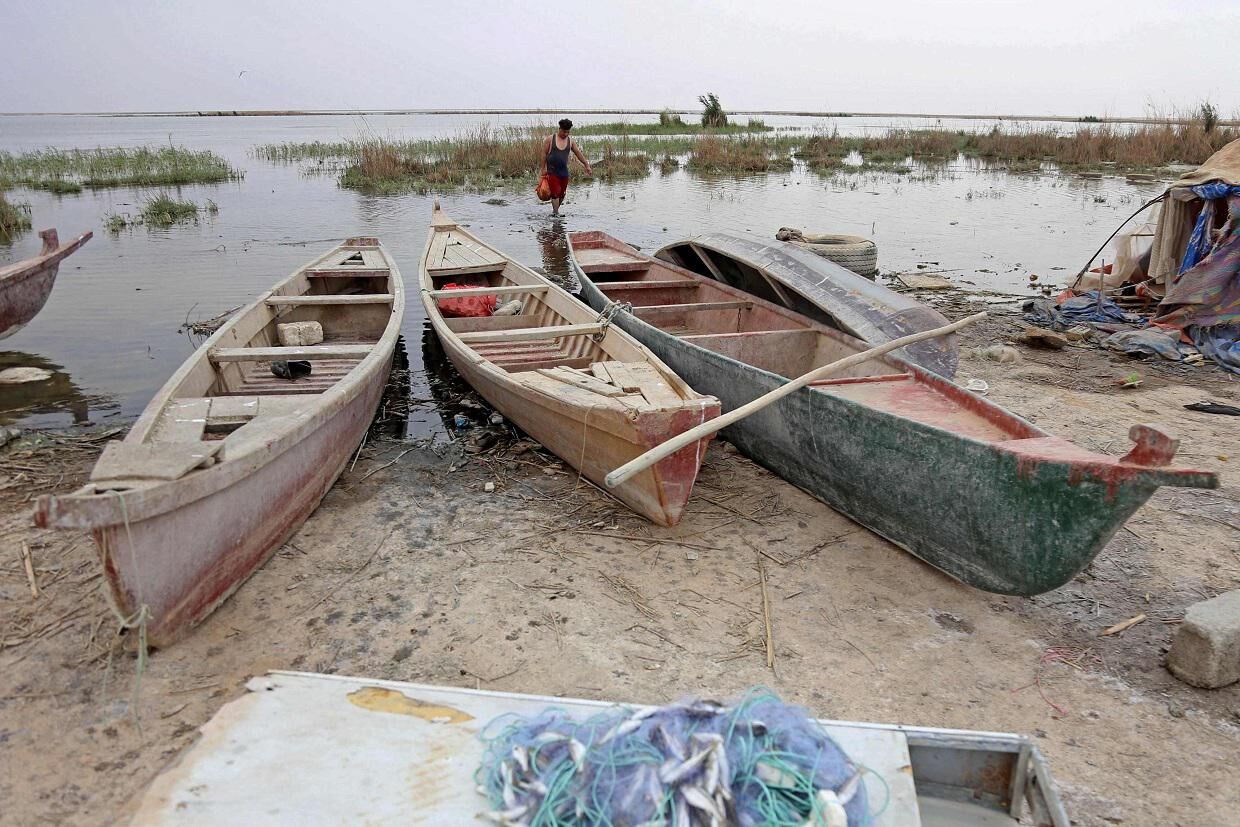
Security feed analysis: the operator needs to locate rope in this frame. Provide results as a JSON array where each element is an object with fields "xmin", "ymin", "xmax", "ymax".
[
  {"xmin": 591, "ymin": 300, "xmax": 632, "ymax": 343},
  {"xmin": 100, "ymin": 490, "xmax": 152, "ymax": 731}
]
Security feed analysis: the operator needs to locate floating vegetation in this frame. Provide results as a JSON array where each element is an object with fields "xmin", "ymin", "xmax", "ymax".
[
  {"xmin": 0, "ymin": 146, "xmax": 242, "ymax": 192},
  {"xmin": 0, "ymin": 192, "xmax": 33, "ymax": 242},
  {"xmin": 105, "ymin": 194, "xmax": 217, "ymax": 231}
]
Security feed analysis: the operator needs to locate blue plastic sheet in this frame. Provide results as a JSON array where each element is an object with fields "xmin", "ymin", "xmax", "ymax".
[
  {"xmin": 1180, "ymin": 183, "xmax": 1240, "ymax": 274},
  {"xmin": 1024, "ymin": 291, "xmax": 1143, "ymax": 330},
  {"xmin": 1187, "ymin": 323, "xmax": 1240, "ymax": 375}
]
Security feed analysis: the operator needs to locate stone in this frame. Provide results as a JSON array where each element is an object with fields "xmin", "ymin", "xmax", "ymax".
[
  {"xmin": 1167, "ymin": 589, "xmax": 1240, "ymax": 688},
  {"xmin": 1020, "ymin": 326, "xmax": 1068, "ymax": 350},
  {"xmin": 483, "ymin": 482, "xmax": 495, "ymax": 493},
  {"xmin": 277, "ymin": 321, "xmax": 324, "ymax": 347}
]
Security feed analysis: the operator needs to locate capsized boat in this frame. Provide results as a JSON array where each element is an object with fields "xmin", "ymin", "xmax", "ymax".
[
  {"xmin": 570, "ymin": 230, "xmax": 1218, "ymax": 595},
  {"xmin": 419, "ymin": 204, "xmax": 718, "ymax": 526},
  {"xmin": 35, "ymin": 238, "xmax": 404, "ymax": 645},
  {"xmin": 655, "ymin": 232, "xmax": 959, "ymax": 378},
  {"xmin": 0, "ymin": 228, "xmax": 92, "ymax": 339},
  {"xmin": 130, "ymin": 672, "xmax": 1072, "ymax": 827}
]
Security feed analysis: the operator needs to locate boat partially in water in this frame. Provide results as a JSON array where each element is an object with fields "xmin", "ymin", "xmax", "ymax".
[
  {"xmin": 35, "ymin": 237, "xmax": 403, "ymax": 645},
  {"xmin": 0, "ymin": 228, "xmax": 92, "ymax": 340},
  {"xmin": 419, "ymin": 204, "xmax": 718, "ymax": 527},
  {"xmin": 570, "ymin": 229, "xmax": 1217, "ymax": 596},
  {"xmin": 655, "ymin": 232, "xmax": 959, "ymax": 378}
]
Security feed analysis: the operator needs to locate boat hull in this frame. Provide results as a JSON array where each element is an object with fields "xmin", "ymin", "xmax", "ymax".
[
  {"xmin": 0, "ymin": 229, "xmax": 91, "ymax": 340},
  {"xmin": 94, "ymin": 368, "xmax": 387, "ymax": 645},
  {"xmin": 437, "ymin": 334, "xmax": 709, "ymax": 526},
  {"xmin": 577, "ymin": 276, "xmax": 1210, "ymax": 595}
]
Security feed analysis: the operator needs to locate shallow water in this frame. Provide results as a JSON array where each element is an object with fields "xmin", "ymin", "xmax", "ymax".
[{"xmin": 0, "ymin": 113, "xmax": 1170, "ymax": 430}]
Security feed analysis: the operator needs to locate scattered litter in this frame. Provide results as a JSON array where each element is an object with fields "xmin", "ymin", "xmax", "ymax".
[
  {"xmin": 965, "ymin": 379, "xmax": 989, "ymax": 394},
  {"xmin": 897, "ymin": 272, "xmax": 953, "ymax": 290},
  {"xmin": 1184, "ymin": 400, "xmax": 1240, "ymax": 416},
  {"xmin": 1100, "ymin": 613, "xmax": 1147, "ymax": 637},
  {"xmin": 484, "ymin": 482, "xmax": 495, "ymax": 493},
  {"xmin": 454, "ymin": 414, "xmax": 473, "ymax": 429},
  {"xmin": 489, "ymin": 412, "xmax": 505, "ymax": 426},
  {"xmin": 1023, "ymin": 291, "xmax": 1141, "ymax": 330},
  {"xmin": 1063, "ymin": 325, "xmax": 1094, "ymax": 343},
  {"xmin": 493, "ymin": 299, "xmax": 523, "ymax": 316}
]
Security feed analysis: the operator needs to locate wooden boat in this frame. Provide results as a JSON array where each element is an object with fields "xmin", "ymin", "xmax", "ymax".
[
  {"xmin": 34, "ymin": 238, "xmax": 404, "ymax": 645},
  {"xmin": 131, "ymin": 671, "xmax": 1072, "ymax": 826},
  {"xmin": 419, "ymin": 204, "xmax": 718, "ymax": 526},
  {"xmin": 655, "ymin": 232, "xmax": 960, "ymax": 378},
  {"xmin": 0, "ymin": 229, "xmax": 92, "ymax": 340},
  {"xmin": 569, "ymin": 230, "xmax": 1218, "ymax": 596}
]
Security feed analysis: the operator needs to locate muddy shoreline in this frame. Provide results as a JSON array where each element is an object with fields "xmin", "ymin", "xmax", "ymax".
[{"xmin": 1, "ymin": 290, "xmax": 1237, "ymax": 826}]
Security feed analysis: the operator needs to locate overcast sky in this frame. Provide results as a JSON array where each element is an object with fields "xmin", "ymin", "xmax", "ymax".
[{"xmin": 3, "ymin": 0, "xmax": 1236, "ymax": 117}]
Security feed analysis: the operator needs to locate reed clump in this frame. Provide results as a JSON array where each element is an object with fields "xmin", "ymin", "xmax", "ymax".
[
  {"xmin": 0, "ymin": 192, "xmax": 33, "ymax": 241},
  {"xmin": 688, "ymin": 136, "xmax": 794, "ymax": 173},
  {"xmin": 0, "ymin": 146, "xmax": 241, "ymax": 192},
  {"xmin": 105, "ymin": 194, "xmax": 217, "ymax": 231}
]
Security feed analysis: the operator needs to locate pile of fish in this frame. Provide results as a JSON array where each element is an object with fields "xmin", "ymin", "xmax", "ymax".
[{"xmin": 475, "ymin": 691, "xmax": 868, "ymax": 827}]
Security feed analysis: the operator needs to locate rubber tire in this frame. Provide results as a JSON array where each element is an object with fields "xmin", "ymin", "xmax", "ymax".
[{"xmin": 791, "ymin": 235, "xmax": 879, "ymax": 279}]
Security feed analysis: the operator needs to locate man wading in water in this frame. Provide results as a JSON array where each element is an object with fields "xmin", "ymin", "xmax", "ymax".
[{"xmin": 540, "ymin": 119, "xmax": 591, "ymax": 216}]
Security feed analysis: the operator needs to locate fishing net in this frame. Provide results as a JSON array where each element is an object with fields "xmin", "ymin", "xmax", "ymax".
[{"xmin": 475, "ymin": 688, "xmax": 875, "ymax": 826}]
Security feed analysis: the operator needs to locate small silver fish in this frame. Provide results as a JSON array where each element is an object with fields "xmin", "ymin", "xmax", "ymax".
[
  {"xmin": 836, "ymin": 769, "xmax": 862, "ymax": 805},
  {"xmin": 510, "ymin": 745, "xmax": 530, "ymax": 774},
  {"xmin": 568, "ymin": 738, "xmax": 587, "ymax": 772},
  {"xmin": 681, "ymin": 784, "xmax": 725, "ymax": 821},
  {"xmin": 481, "ymin": 803, "xmax": 529, "ymax": 826},
  {"xmin": 659, "ymin": 748, "xmax": 710, "ymax": 785}
]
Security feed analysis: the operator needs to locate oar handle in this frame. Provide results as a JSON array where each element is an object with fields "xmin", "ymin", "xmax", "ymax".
[{"xmin": 604, "ymin": 312, "xmax": 986, "ymax": 489}]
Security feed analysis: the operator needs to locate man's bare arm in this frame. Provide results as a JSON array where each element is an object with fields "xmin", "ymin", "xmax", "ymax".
[{"xmin": 570, "ymin": 140, "xmax": 593, "ymax": 175}]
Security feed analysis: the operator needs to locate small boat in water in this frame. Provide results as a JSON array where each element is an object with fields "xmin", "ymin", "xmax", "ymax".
[
  {"xmin": 0, "ymin": 228, "xmax": 92, "ymax": 340},
  {"xmin": 570, "ymin": 230, "xmax": 1218, "ymax": 595},
  {"xmin": 419, "ymin": 204, "xmax": 719, "ymax": 526},
  {"xmin": 35, "ymin": 238, "xmax": 404, "ymax": 645},
  {"xmin": 655, "ymin": 232, "xmax": 959, "ymax": 378}
]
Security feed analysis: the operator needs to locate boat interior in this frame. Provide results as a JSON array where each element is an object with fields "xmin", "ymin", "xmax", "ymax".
[
  {"xmin": 424, "ymin": 220, "xmax": 695, "ymax": 411},
  {"xmin": 571, "ymin": 231, "xmax": 1038, "ymax": 444},
  {"xmin": 126, "ymin": 239, "xmax": 398, "ymax": 461}
]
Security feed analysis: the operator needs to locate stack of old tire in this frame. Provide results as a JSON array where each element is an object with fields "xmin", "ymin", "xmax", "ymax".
[{"xmin": 776, "ymin": 227, "xmax": 879, "ymax": 280}]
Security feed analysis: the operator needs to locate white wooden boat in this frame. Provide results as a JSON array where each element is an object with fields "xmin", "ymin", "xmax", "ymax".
[
  {"xmin": 34, "ymin": 238, "xmax": 404, "ymax": 645},
  {"xmin": 0, "ymin": 228, "xmax": 92, "ymax": 340},
  {"xmin": 130, "ymin": 672, "xmax": 1072, "ymax": 826},
  {"xmin": 419, "ymin": 204, "xmax": 719, "ymax": 526}
]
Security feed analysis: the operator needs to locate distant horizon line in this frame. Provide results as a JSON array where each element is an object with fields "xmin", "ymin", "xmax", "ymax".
[{"xmin": 0, "ymin": 108, "xmax": 1234, "ymax": 126}]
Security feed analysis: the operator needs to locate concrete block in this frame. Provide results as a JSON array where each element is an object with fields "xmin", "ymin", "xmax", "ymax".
[
  {"xmin": 1167, "ymin": 589, "xmax": 1240, "ymax": 688},
  {"xmin": 277, "ymin": 321, "xmax": 323, "ymax": 347}
]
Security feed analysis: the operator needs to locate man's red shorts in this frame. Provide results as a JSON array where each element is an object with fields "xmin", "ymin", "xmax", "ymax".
[{"xmin": 547, "ymin": 175, "xmax": 568, "ymax": 199}]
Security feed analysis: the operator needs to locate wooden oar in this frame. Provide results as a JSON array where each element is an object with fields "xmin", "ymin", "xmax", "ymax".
[{"xmin": 604, "ymin": 312, "xmax": 987, "ymax": 489}]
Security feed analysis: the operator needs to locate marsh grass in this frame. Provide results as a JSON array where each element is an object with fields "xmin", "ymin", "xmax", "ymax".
[
  {"xmin": 568, "ymin": 120, "xmax": 770, "ymax": 136},
  {"xmin": 0, "ymin": 192, "xmax": 33, "ymax": 242},
  {"xmin": 688, "ymin": 136, "xmax": 794, "ymax": 173},
  {"xmin": 0, "ymin": 146, "xmax": 241, "ymax": 192},
  {"xmin": 105, "ymin": 194, "xmax": 216, "ymax": 231}
]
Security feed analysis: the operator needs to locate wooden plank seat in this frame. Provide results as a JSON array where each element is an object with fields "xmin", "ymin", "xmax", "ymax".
[
  {"xmin": 266, "ymin": 294, "xmax": 393, "ymax": 306},
  {"xmin": 631, "ymin": 301, "xmax": 752, "ymax": 317},
  {"xmin": 597, "ymin": 280, "xmax": 698, "ymax": 292},
  {"xmin": 305, "ymin": 268, "xmax": 390, "ymax": 278},
  {"xmin": 457, "ymin": 323, "xmax": 603, "ymax": 344},
  {"xmin": 426, "ymin": 229, "xmax": 508, "ymax": 276},
  {"xmin": 425, "ymin": 285, "xmax": 547, "ymax": 299},
  {"xmin": 210, "ymin": 344, "xmax": 373, "ymax": 362}
]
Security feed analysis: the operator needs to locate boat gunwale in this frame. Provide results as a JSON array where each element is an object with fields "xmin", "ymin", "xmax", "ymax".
[
  {"xmin": 567, "ymin": 231, "xmax": 1217, "ymax": 486},
  {"xmin": 0, "ymin": 229, "xmax": 93, "ymax": 282},
  {"xmin": 34, "ymin": 239, "xmax": 405, "ymax": 528}
]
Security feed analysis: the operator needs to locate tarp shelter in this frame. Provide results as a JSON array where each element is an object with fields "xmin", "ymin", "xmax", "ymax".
[{"xmin": 1148, "ymin": 138, "xmax": 1240, "ymax": 373}]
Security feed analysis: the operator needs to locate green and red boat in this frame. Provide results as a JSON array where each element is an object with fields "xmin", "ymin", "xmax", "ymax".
[{"xmin": 568, "ymin": 230, "xmax": 1219, "ymax": 596}]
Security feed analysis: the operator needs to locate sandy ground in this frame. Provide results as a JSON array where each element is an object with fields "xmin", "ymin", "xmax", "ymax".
[{"xmin": 1, "ymin": 299, "xmax": 1238, "ymax": 827}]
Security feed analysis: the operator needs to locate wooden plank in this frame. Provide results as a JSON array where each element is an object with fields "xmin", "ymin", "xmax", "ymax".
[
  {"xmin": 499, "ymin": 355, "xmax": 596, "ymax": 372},
  {"xmin": 427, "ymin": 231, "xmax": 449, "ymax": 269},
  {"xmin": 266, "ymin": 294, "xmax": 393, "ymax": 306},
  {"xmin": 207, "ymin": 396, "xmax": 261, "ymax": 425},
  {"xmin": 631, "ymin": 300, "xmax": 752, "ymax": 315},
  {"xmin": 625, "ymin": 364, "xmax": 683, "ymax": 407},
  {"xmin": 457, "ymin": 323, "xmax": 602, "ymax": 344},
  {"xmin": 448, "ymin": 232, "xmax": 506, "ymax": 267},
  {"xmin": 305, "ymin": 268, "xmax": 389, "ymax": 278},
  {"xmin": 427, "ymin": 285, "xmax": 545, "ymax": 298},
  {"xmin": 599, "ymin": 361, "xmax": 642, "ymax": 393},
  {"xmin": 589, "ymin": 362, "xmax": 613, "ymax": 383},
  {"xmin": 153, "ymin": 398, "xmax": 211, "ymax": 442},
  {"xmin": 598, "ymin": 280, "xmax": 697, "ymax": 291},
  {"xmin": 427, "ymin": 261, "xmax": 506, "ymax": 277},
  {"xmin": 210, "ymin": 344, "xmax": 372, "ymax": 362},
  {"xmin": 536, "ymin": 367, "xmax": 626, "ymax": 397},
  {"xmin": 91, "ymin": 441, "xmax": 223, "ymax": 482}
]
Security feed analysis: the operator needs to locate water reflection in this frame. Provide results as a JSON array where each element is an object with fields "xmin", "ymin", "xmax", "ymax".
[
  {"xmin": 535, "ymin": 221, "xmax": 574, "ymax": 287},
  {"xmin": 0, "ymin": 351, "xmax": 116, "ymax": 427}
]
